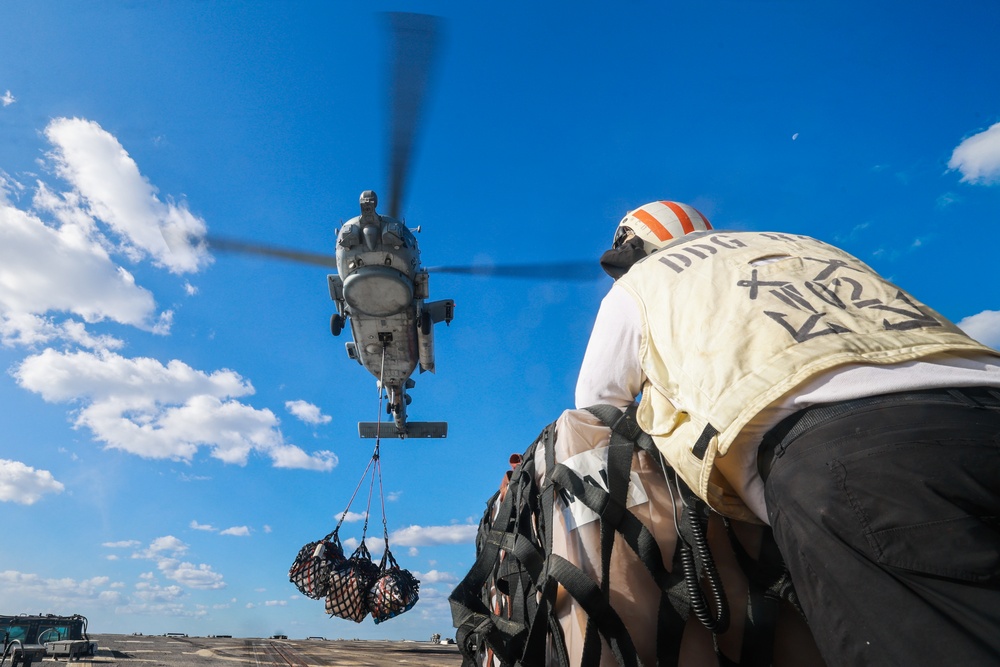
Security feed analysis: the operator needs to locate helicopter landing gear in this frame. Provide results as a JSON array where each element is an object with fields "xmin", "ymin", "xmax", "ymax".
[{"xmin": 330, "ymin": 314, "xmax": 344, "ymax": 336}]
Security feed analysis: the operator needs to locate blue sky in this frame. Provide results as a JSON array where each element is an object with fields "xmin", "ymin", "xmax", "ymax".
[{"xmin": 2, "ymin": 0, "xmax": 999, "ymax": 641}]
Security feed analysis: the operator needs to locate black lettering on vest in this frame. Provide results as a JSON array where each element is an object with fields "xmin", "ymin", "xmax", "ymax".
[
  {"xmin": 805, "ymin": 280, "xmax": 847, "ymax": 309},
  {"xmin": 770, "ymin": 284, "xmax": 818, "ymax": 313},
  {"xmin": 833, "ymin": 276, "xmax": 881, "ymax": 308},
  {"xmin": 657, "ymin": 234, "xmax": 747, "ymax": 274},
  {"xmin": 683, "ymin": 244, "xmax": 719, "ymax": 260},
  {"xmin": 764, "ymin": 311, "xmax": 852, "ymax": 342},
  {"xmin": 737, "ymin": 269, "xmax": 790, "ymax": 300},
  {"xmin": 804, "ymin": 257, "xmax": 863, "ymax": 282},
  {"xmin": 658, "ymin": 254, "xmax": 692, "ymax": 274},
  {"xmin": 711, "ymin": 234, "xmax": 748, "ymax": 249},
  {"xmin": 759, "ymin": 233, "xmax": 798, "ymax": 242},
  {"xmin": 872, "ymin": 291, "xmax": 942, "ymax": 331}
]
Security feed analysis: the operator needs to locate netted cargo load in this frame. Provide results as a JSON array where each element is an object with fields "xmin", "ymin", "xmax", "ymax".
[
  {"xmin": 368, "ymin": 549, "xmax": 420, "ymax": 624},
  {"xmin": 325, "ymin": 540, "xmax": 381, "ymax": 623},
  {"xmin": 290, "ymin": 360, "xmax": 420, "ymax": 624},
  {"xmin": 288, "ymin": 532, "xmax": 345, "ymax": 599}
]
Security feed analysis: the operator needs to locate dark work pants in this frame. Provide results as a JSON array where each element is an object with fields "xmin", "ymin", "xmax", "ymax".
[{"xmin": 761, "ymin": 389, "xmax": 1000, "ymax": 666}]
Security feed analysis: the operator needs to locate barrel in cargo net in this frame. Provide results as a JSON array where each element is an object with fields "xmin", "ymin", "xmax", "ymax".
[
  {"xmin": 368, "ymin": 550, "xmax": 420, "ymax": 624},
  {"xmin": 326, "ymin": 541, "xmax": 381, "ymax": 623},
  {"xmin": 288, "ymin": 533, "xmax": 345, "ymax": 600}
]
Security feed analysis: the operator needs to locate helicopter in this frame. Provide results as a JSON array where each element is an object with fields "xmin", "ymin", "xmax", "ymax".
[
  {"xmin": 205, "ymin": 13, "xmax": 599, "ymax": 439},
  {"xmin": 329, "ymin": 188, "xmax": 454, "ymax": 438}
]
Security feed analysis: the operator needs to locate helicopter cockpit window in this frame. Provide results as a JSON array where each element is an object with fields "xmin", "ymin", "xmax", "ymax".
[
  {"xmin": 339, "ymin": 224, "xmax": 362, "ymax": 249},
  {"xmin": 381, "ymin": 223, "xmax": 405, "ymax": 248}
]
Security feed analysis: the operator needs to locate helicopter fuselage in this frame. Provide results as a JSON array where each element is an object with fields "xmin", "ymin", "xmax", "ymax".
[{"xmin": 328, "ymin": 191, "xmax": 452, "ymax": 437}]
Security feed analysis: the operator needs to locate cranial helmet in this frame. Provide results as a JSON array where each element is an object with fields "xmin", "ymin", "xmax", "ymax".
[{"xmin": 613, "ymin": 201, "xmax": 713, "ymax": 255}]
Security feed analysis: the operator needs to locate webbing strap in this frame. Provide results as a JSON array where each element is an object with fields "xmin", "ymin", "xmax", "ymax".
[
  {"xmin": 579, "ymin": 406, "xmax": 693, "ymax": 667},
  {"xmin": 547, "ymin": 554, "xmax": 642, "ymax": 667},
  {"xmin": 451, "ymin": 409, "xmax": 699, "ymax": 667},
  {"xmin": 547, "ymin": 464, "xmax": 674, "ymax": 591},
  {"xmin": 725, "ymin": 522, "xmax": 787, "ymax": 667},
  {"xmin": 450, "ymin": 444, "xmax": 540, "ymax": 666}
]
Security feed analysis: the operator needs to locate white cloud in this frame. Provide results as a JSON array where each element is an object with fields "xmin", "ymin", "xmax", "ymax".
[
  {"xmin": 1, "ymin": 90, "xmax": 14, "ymax": 107},
  {"xmin": 103, "ymin": 540, "xmax": 141, "ymax": 549},
  {"xmin": 0, "ymin": 570, "xmax": 120, "ymax": 610},
  {"xmin": 115, "ymin": 600, "xmax": 207, "ymax": 618},
  {"xmin": 190, "ymin": 520, "xmax": 216, "ymax": 532},
  {"xmin": 414, "ymin": 569, "xmax": 458, "ymax": 583},
  {"xmin": 936, "ymin": 192, "xmax": 960, "ymax": 209},
  {"xmin": 339, "ymin": 536, "xmax": 387, "ymax": 554},
  {"xmin": 388, "ymin": 523, "xmax": 478, "ymax": 547},
  {"xmin": 133, "ymin": 581, "xmax": 184, "ymax": 603},
  {"xmin": 44, "ymin": 117, "xmax": 209, "ymax": 274},
  {"xmin": 957, "ymin": 309, "xmax": 1000, "ymax": 349},
  {"xmin": 220, "ymin": 526, "xmax": 250, "ymax": 537},
  {"xmin": 263, "ymin": 600, "xmax": 288, "ymax": 607},
  {"xmin": 338, "ymin": 511, "xmax": 367, "ymax": 523},
  {"xmin": 14, "ymin": 349, "xmax": 336, "ymax": 469},
  {"xmin": 0, "ymin": 194, "xmax": 162, "ymax": 344},
  {"xmin": 0, "ymin": 459, "xmax": 64, "ymax": 504},
  {"xmin": 285, "ymin": 399, "xmax": 332, "ymax": 425},
  {"xmin": 143, "ymin": 535, "xmax": 188, "ymax": 557},
  {"xmin": 130, "ymin": 536, "xmax": 226, "ymax": 591},
  {"xmin": 268, "ymin": 443, "xmax": 338, "ymax": 471},
  {"xmin": 161, "ymin": 559, "xmax": 225, "ymax": 589},
  {"xmin": 0, "ymin": 118, "xmax": 215, "ymax": 348},
  {"xmin": 949, "ymin": 122, "xmax": 1000, "ymax": 185}
]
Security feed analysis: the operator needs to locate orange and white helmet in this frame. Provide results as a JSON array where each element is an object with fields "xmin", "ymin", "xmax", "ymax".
[{"xmin": 613, "ymin": 201, "xmax": 713, "ymax": 254}]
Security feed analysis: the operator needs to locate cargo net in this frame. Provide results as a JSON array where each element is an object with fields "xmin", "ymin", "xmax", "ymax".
[
  {"xmin": 369, "ymin": 548, "xmax": 421, "ymax": 623},
  {"xmin": 289, "ymin": 347, "xmax": 419, "ymax": 623},
  {"xmin": 326, "ymin": 540, "xmax": 382, "ymax": 622},
  {"xmin": 288, "ymin": 532, "xmax": 345, "ymax": 600}
]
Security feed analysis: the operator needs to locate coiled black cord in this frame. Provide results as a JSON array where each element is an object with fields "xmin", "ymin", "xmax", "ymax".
[{"xmin": 680, "ymin": 509, "xmax": 730, "ymax": 634}]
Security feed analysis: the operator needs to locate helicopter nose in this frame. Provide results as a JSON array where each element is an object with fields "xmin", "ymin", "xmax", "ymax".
[
  {"xmin": 362, "ymin": 224, "xmax": 379, "ymax": 251},
  {"xmin": 342, "ymin": 266, "xmax": 413, "ymax": 316}
]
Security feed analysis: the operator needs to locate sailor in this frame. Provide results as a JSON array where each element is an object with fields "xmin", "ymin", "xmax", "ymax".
[{"xmin": 576, "ymin": 200, "xmax": 1000, "ymax": 665}]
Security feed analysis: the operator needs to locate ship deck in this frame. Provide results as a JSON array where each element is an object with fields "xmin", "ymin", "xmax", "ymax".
[{"xmin": 58, "ymin": 634, "xmax": 463, "ymax": 667}]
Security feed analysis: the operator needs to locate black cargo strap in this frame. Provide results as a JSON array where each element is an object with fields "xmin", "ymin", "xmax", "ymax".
[
  {"xmin": 722, "ymin": 520, "xmax": 784, "ymax": 667},
  {"xmin": 451, "ymin": 440, "xmax": 542, "ymax": 665},
  {"xmin": 451, "ymin": 406, "xmax": 796, "ymax": 667},
  {"xmin": 582, "ymin": 405, "xmax": 689, "ymax": 667}
]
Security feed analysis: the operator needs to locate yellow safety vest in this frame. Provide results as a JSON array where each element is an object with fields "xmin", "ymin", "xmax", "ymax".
[{"xmin": 617, "ymin": 231, "xmax": 999, "ymax": 520}]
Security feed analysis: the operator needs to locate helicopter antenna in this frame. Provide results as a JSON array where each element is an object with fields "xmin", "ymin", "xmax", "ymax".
[{"xmin": 384, "ymin": 12, "xmax": 443, "ymax": 220}]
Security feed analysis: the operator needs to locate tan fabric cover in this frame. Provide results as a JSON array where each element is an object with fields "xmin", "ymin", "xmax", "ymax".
[{"xmin": 533, "ymin": 409, "xmax": 825, "ymax": 667}]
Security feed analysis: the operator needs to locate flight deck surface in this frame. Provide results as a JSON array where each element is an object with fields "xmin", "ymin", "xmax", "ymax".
[{"xmin": 75, "ymin": 634, "xmax": 462, "ymax": 666}]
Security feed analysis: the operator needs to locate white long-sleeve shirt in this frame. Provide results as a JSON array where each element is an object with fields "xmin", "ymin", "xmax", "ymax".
[{"xmin": 576, "ymin": 283, "xmax": 1000, "ymax": 522}]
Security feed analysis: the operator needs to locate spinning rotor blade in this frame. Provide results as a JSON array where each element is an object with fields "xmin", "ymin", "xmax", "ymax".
[
  {"xmin": 384, "ymin": 12, "xmax": 443, "ymax": 220},
  {"xmin": 207, "ymin": 234, "xmax": 601, "ymax": 280},
  {"xmin": 206, "ymin": 235, "xmax": 338, "ymax": 268},
  {"xmin": 427, "ymin": 260, "xmax": 603, "ymax": 281}
]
